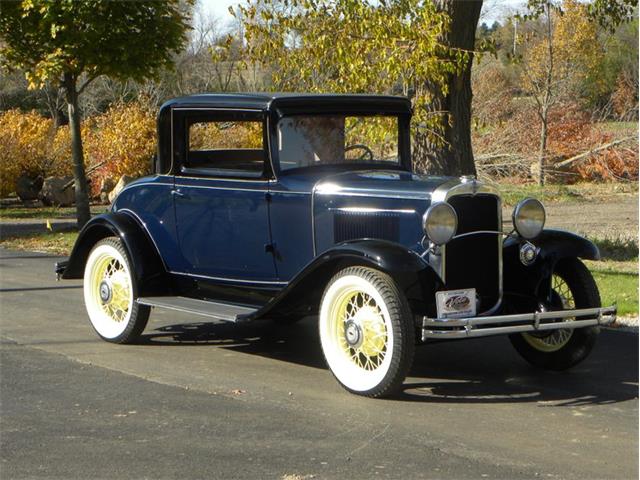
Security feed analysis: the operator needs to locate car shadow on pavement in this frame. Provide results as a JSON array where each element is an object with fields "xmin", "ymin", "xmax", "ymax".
[
  {"xmin": 399, "ymin": 330, "xmax": 638, "ymax": 406},
  {"xmin": 139, "ymin": 320, "xmax": 638, "ymax": 406},
  {"xmin": 138, "ymin": 317, "xmax": 327, "ymax": 369}
]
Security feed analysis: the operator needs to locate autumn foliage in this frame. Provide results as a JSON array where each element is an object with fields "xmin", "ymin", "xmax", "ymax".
[
  {"xmin": 0, "ymin": 101, "xmax": 157, "ymax": 198},
  {"xmin": 85, "ymin": 101, "xmax": 156, "ymax": 195},
  {"xmin": 0, "ymin": 110, "xmax": 73, "ymax": 196}
]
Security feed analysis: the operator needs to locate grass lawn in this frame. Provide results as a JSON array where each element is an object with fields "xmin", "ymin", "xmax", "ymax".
[
  {"xmin": 588, "ymin": 265, "xmax": 638, "ymax": 317},
  {"xmin": 0, "ymin": 205, "xmax": 108, "ymax": 219},
  {"xmin": 497, "ymin": 181, "xmax": 638, "ymax": 207},
  {"xmin": 0, "ymin": 231, "xmax": 79, "ymax": 256}
]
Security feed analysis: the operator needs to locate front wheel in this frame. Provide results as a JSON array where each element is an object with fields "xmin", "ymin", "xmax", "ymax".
[
  {"xmin": 509, "ymin": 258, "xmax": 600, "ymax": 370},
  {"xmin": 83, "ymin": 237, "xmax": 150, "ymax": 344},
  {"xmin": 319, "ymin": 266, "xmax": 415, "ymax": 398}
]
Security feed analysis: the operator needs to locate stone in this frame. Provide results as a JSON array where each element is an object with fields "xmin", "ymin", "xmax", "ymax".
[
  {"xmin": 39, "ymin": 176, "xmax": 75, "ymax": 206},
  {"xmin": 108, "ymin": 175, "xmax": 135, "ymax": 203},
  {"xmin": 15, "ymin": 175, "xmax": 43, "ymax": 201},
  {"xmin": 98, "ymin": 176, "xmax": 116, "ymax": 204}
]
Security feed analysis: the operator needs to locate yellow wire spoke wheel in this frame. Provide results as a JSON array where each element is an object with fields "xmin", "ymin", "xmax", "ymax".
[
  {"xmin": 510, "ymin": 257, "xmax": 601, "ymax": 371},
  {"xmin": 83, "ymin": 237, "xmax": 148, "ymax": 343},
  {"xmin": 319, "ymin": 266, "xmax": 414, "ymax": 397},
  {"xmin": 522, "ymin": 274, "xmax": 575, "ymax": 353}
]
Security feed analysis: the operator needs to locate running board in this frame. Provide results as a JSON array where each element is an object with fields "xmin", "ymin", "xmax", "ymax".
[{"xmin": 137, "ymin": 296, "xmax": 258, "ymax": 323}]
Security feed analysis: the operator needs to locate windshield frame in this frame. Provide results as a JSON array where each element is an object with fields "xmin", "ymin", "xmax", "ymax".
[{"xmin": 269, "ymin": 112, "xmax": 412, "ymax": 176}]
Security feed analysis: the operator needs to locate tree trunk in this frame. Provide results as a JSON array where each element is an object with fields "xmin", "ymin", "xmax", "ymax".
[
  {"xmin": 63, "ymin": 73, "xmax": 91, "ymax": 228},
  {"xmin": 416, "ymin": 0, "xmax": 482, "ymax": 176},
  {"xmin": 537, "ymin": 3, "xmax": 554, "ymax": 187},
  {"xmin": 538, "ymin": 106, "xmax": 548, "ymax": 186}
]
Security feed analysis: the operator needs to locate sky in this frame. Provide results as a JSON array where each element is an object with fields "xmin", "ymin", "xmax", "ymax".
[{"xmin": 198, "ymin": 0, "xmax": 528, "ymax": 28}]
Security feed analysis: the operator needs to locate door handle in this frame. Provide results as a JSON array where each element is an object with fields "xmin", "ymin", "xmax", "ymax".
[{"xmin": 171, "ymin": 189, "xmax": 189, "ymax": 199}]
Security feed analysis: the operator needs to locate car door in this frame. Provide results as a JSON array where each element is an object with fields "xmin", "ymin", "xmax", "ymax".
[{"xmin": 171, "ymin": 108, "xmax": 277, "ymax": 283}]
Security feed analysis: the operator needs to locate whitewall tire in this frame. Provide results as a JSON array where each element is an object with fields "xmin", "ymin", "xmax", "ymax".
[
  {"xmin": 319, "ymin": 266, "xmax": 415, "ymax": 397},
  {"xmin": 83, "ymin": 237, "xmax": 150, "ymax": 343}
]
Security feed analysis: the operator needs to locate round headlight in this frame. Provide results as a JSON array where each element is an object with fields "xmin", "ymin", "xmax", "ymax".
[
  {"xmin": 423, "ymin": 202, "xmax": 458, "ymax": 245},
  {"xmin": 513, "ymin": 198, "xmax": 545, "ymax": 239}
]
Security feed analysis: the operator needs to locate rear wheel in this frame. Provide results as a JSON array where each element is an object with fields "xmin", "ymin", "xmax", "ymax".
[
  {"xmin": 319, "ymin": 266, "xmax": 415, "ymax": 397},
  {"xmin": 509, "ymin": 258, "xmax": 600, "ymax": 370},
  {"xmin": 83, "ymin": 237, "xmax": 150, "ymax": 344}
]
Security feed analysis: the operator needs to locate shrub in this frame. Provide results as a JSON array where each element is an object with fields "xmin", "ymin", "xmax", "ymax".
[
  {"xmin": 85, "ymin": 101, "xmax": 156, "ymax": 196},
  {"xmin": 0, "ymin": 109, "xmax": 73, "ymax": 197}
]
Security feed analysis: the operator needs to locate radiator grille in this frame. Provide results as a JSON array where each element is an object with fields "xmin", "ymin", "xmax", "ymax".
[
  {"xmin": 445, "ymin": 194, "xmax": 501, "ymax": 312},
  {"xmin": 333, "ymin": 211, "xmax": 400, "ymax": 244}
]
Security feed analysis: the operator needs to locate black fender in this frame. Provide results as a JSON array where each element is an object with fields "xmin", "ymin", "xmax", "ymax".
[
  {"xmin": 503, "ymin": 229, "xmax": 600, "ymax": 307},
  {"xmin": 256, "ymin": 239, "xmax": 442, "ymax": 319},
  {"xmin": 59, "ymin": 212, "xmax": 169, "ymax": 296}
]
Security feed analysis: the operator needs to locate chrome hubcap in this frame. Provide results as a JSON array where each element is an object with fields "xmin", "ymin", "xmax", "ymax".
[
  {"xmin": 344, "ymin": 320, "xmax": 363, "ymax": 348},
  {"xmin": 99, "ymin": 280, "xmax": 112, "ymax": 303}
]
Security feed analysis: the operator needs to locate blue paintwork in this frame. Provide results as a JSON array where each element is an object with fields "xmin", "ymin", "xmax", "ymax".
[
  {"xmin": 111, "ymin": 175, "xmax": 181, "ymax": 269},
  {"xmin": 172, "ymin": 176, "xmax": 277, "ymax": 281},
  {"xmin": 110, "ymin": 167, "xmax": 450, "ymax": 285}
]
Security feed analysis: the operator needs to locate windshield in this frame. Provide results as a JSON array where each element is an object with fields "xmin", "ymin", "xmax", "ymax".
[{"xmin": 277, "ymin": 115, "xmax": 400, "ymax": 171}]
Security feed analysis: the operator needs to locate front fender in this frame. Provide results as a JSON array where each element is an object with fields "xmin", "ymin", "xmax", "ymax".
[
  {"xmin": 503, "ymin": 229, "xmax": 599, "ymax": 301},
  {"xmin": 257, "ymin": 239, "xmax": 441, "ymax": 319},
  {"xmin": 60, "ymin": 212, "xmax": 169, "ymax": 296}
]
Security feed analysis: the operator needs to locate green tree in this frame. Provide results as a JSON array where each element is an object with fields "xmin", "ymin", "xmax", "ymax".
[
  {"xmin": 0, "ymin": 0, "xmax": 191, "ymax": 227},
  {"xmin": 236, "ymin": 0, "xmax": 481, "ymax": 175}
]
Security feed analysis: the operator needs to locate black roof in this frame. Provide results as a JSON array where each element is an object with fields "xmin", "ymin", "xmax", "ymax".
[{"xmin": 159, "ymin": 93, "xmax": 412, "ymax": 115}]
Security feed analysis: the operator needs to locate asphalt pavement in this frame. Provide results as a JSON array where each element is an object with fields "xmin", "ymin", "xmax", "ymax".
[{"xmin": 0, "ymin": 248, "xmax": 637, "ymax": 479}]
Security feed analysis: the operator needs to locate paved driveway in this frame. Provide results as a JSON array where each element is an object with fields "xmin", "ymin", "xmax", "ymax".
[{"xmin": 0, "ymin": 248, "xmax": 637, "ymax": 479}]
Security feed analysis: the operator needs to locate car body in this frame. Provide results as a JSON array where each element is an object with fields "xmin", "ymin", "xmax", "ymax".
[{"xmin": 56, "ymin": 93, "xmax": 616, "ymax": 397}]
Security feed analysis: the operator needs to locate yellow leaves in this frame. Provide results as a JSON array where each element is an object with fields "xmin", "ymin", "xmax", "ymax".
[
  {"xmin": 85, "ymin": 101, "xmax": 156, "ymax": 184},
  {"xmin": 0, "ymin": 101, "xmax": 157, "ymax": 198},
  {"xmin": 189, "ymin": 122, "xmax": 262, "ymax": 151},
  {"xmin": 522, "ymin": 0, "xmax": 603, "ymax": 97},
  {"xmin": 0, "ymin": 109, "xmax": 71, "ymax": 196},
  {"xmin": 239, "ymin": 0, "xmax": 456, "ymax": 146}
]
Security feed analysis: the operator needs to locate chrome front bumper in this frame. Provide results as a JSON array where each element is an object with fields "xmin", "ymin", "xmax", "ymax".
[{"xmin": 422, "ymin": 306, "xmax": 617, "ymax": 341}]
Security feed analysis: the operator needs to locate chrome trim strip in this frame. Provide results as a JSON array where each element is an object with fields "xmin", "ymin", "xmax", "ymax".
[
  {"xmin": 330, "ymin": 207, "xmax": 417, "ymax": 215},
  {"xmin": 269, "ymin": 190, "xmax": 311, "ymax": 195},
  {"xmin": 172, "ymin": 107, "xmax": 263, "ymax": 112},
  {"xmin": 421, "ymin": 306, "xmax": 616, "ymax": 341},
  {"xmin": 176, "ymin": 175, "xmax": 271, "ymax": 184},
  {"xmin": 170, "ymin": 270, "xmax": 287, "ymax": 286},
  {"xmin": 311, "ymin": 180, "xmax": 319, "ymax": 256},
  {"xmin": 171, "ymin": 183, "xmax": 270, "ymax": 192},
  {"xmin": 314, "ymin": 189, "xmax": 430, "ymax": 200},
  {"xmin": 118, "ymin": 181, "xmax": 175, "ymax": 196},
  {"xmin": 451, "ymin": 230, "xmax": 510, "ymax": 241}
]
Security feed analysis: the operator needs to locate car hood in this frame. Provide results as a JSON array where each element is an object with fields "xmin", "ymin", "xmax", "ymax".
[{"xmin": 313, "ymin": 170, "xmax": 453, "ymax": 199}]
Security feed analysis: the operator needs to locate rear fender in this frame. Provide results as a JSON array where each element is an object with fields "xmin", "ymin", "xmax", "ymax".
[
  {"xmin": 60, "ymin": 212, "xmax": 169, "ymax": 296},
  {"xmin": 257, "ymin": 239, "xmax": 441, "ymax": 319},
  {"xmin": 503, "ymin": 229, "xmax": 600, "ymax": 305}
]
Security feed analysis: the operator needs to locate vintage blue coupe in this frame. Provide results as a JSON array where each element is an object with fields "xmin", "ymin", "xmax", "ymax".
[{"xmin": 56, "ymin": 93, "xmax": 616, "ymax": 397}]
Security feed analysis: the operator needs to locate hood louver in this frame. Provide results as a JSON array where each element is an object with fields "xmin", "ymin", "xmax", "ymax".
[{"xmin": 333, "ymin": 210, "xmax": 400, "ymax": 244}]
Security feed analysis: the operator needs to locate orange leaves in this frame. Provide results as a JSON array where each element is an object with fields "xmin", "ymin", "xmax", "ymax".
[
  {"xmin": 85, "ymin": 101, "xmax": 156, "ymax": 190},
  {"xmin": 0, "ymin": 109, "xmax": 72, "ymax": 196},
  {"xmin": 0, "ymin": 100, "xmax": 156, "ymax": 198}
]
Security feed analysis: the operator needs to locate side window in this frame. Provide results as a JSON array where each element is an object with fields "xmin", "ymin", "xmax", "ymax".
[{"xmin": 181, "ymin": 113, "xmax": 266, "ymax": 178}]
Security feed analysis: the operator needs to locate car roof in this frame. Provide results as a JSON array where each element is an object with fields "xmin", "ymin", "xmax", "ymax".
[{"xmin": 159, "ymin": 93, "xmax": 412, "ymax": 115}]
